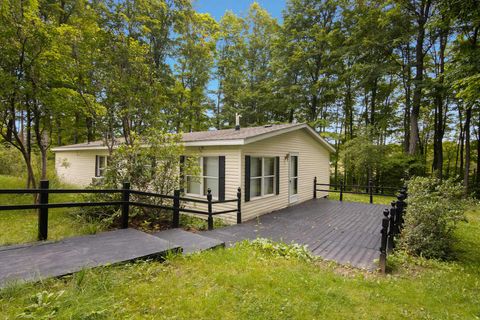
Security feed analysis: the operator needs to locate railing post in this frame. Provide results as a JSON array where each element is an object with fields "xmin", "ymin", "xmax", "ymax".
[
  {"xmin": 172, "ymin": 189, "xmax": 180, "ymax": 228},
  {"xmin": 207, "ymin": 188, "xmax": 213, "ymax": 230},
  {"xmin": 385, "ymin": 201, "xmax": 396, "ymax": 252},
  {"xmin": 379, "ymin": 211, "xmax": 389, "ymax": 274},
  {"xmin": 369, "ymin": 179, "xmax": 373, "ymax": 204},
  {"xmin": 38, "ymin": 180, "xmax": 49, "ymax": 241},
  {"xmin": 237, "ymin": 187, "xmax": 242, "ymax": 224},
  {"xmin": 390, "ymin": 201, "xmax": 398, "ymax": 236},
  {"xmin": 121, "ymin": 182, "xmax": 130, "ymax": 229},
  {"xmin": 339, "ymin": 179, "xmax": 343, "ymax": 202},
  {"xmin": 396, "ymin": 193, "xmax": 406, "ymax": 230},
  {"xmin": 313, "ymin": 176, "xmax": 317, "ymax": 199}
]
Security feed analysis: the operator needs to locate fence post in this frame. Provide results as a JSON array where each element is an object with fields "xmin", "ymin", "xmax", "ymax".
[
  {"xmin": 390, "ymin": 201, "xmax": 398, "ymax": 236},
  {"xmin": 172, "ymin": 189, "xmax": 180, "ymax": 228},
  {"xmin": 379, "ymin": 212, "xmax": 389, "ymax": 273},
  {"xmin": 313, "ymin": 176, "xmax": 317, "ymax": 199},
  {"xmin": 396, "ymin": 193, "xmax": 406, "ymax": 230},
  {"xmin": 339, "ymin": 179, "xmax": 343, "ymax": 202},
  {"xmin": 385, "ymin": 207, "xmax": 394, "ymax": 252},
  {"xmin": 369, "ymin": 179, "xmax": 373, "ymax": 204},
  {"xmin": 237, "ymin": 187, "xmax": 242, "ymax": 224},
  {"xmin": 121, "ymin": 182, "xmax": 130, "ymax": 229},
  {"xmin": 207, "ymin": 188, "xmax": 213, "ymax": 230},
  {"xmin": 38, "ymin": 180, "xmax": 49, "ymax": 241}
]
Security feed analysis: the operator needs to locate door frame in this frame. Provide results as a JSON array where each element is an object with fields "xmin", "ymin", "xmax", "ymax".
[{"xmin": 288, "ymin": 152, "xmax": 299, "ymax": 204}]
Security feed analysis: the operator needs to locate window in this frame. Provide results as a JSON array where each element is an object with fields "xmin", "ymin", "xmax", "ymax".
[
  {"xmin": 186, "ymin": 157, "xmax": 219, "ymax": 197},
  {"xmin": 95, "ymin": 156, "xmax": 108, "ymax": 177},
  {"xmin": 250, "ymin": 157, "xmax": 276, "ymax": 198}
]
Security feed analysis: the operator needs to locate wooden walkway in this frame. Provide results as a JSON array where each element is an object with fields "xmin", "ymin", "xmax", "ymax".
[
  {"xmin": 203, "ymin": 199, "xmax": 387, "ymax": 270},
  {"xmin": 0, "ymin": 229, "xmax": 181, "ymax": 287}
]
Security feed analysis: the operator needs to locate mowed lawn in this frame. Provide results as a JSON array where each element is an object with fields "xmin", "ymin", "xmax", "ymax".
[
  {"xmin": 1, "ymin": 207, "xmax": 479, "ymax": 319},
  {"xmin": 0, "ymin": 175, "xmax": 103, "ymax": 245}
]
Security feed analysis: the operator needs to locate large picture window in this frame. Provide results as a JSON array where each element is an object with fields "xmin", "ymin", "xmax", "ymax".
[
  {"xmin": 186, "ymin": 157, "xmax": 219, "ymax": 197},
  {"xmin": 250, "ymin": 157, "xmax": 276, "ymax": 198}
]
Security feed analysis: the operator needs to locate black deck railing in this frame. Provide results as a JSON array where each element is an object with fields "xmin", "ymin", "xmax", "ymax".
[
  {"xmin": 0, "ymin": 180, "xmax": 241, "ymax": 241},
  {"xmin": 313, "ymin": 177, "xmax": 399, "ymax": 204}
]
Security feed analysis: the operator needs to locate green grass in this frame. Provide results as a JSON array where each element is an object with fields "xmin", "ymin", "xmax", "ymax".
[
  {"xmin": 326, "ymin": 191, "xmax": 396, "ymax": 205},
  {"xmin": 0, "ymin": 175, "xmax": 104, "ymax": 245},
  {"xmin": 2, "ymin": 208, "xmax": 479, "ymax": 319}
]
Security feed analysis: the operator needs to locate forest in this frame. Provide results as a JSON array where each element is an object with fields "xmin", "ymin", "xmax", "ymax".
[{"xmin": 0, "ymin": 0, "xmax": 479, "ymax": 195}]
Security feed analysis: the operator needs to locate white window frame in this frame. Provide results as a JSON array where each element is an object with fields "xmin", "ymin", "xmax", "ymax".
[
  {"xmin": 186, "ymin": 156, "xmax": 219, "ymax": 198},
  {"xmin": 95, "ymin": 155, "xmax": 108, "ymax": 177},
  {"xmin": 250, "ymin": 156, "xmax": 276, "ymax": 200}
]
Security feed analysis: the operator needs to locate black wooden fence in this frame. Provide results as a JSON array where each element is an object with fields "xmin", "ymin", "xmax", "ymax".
[
  {"xmin": 378, "ymin": 188, "xmax": 407, "ymax": 273},
  {"xmin": 313, "ymin": 177, "xmax": 399, "ymax": 204},
  {"xmin": 0, "ymin": 180, "xmax": 242, "ymax": 241}
]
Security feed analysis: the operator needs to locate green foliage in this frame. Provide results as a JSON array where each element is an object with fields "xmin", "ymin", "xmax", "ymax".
[
  {"xmin": 400, "ymin": 176, "xmax": 467, "ymax": 259},
  {"xmin": 0, "ymin": 144, "xmax": 25, "ymax": 176},
  {"xmin": 239, "ymin": 238, "xmax": 314, "ymax": 262},
  {"xmin": 79, "ymin": 130, "xmax": 199, "ymax": 226}
]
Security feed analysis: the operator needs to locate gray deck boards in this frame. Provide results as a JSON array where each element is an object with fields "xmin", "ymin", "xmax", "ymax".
[
  {"xmin": 203, "ymin": 199, "xmax": 387, "ymax": 270},
  {"xmin": 153, "ymin": 228, "xmax": 224, "ymax": 254},
  {"xmin": 0, "ymin": 229, "xmax": 180, "ymax": 287}
]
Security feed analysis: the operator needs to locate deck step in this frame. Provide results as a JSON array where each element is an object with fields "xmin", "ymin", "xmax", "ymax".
[
  {"xmin": 0, "ymin": 229, "xmax": 181, "ymax": 287},
  {"xmin": 153, "ymin": 229, "xmax": 224, "ymax": 254}
]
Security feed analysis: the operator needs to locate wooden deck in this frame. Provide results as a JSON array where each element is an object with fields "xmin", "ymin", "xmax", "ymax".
[
  {"xmin": 0, "ymin": 229, "xmax": 181, "ymax": 287},
  {"xmin": 203, "ymin": 198, "xmax": 387, "ymax": 270}
]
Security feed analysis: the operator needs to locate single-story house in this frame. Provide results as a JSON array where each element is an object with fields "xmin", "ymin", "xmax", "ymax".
[{"xmin": 52, "ymin": 123, "xmax": 334, "ymax": 222}]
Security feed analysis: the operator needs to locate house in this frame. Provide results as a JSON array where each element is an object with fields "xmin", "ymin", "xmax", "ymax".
[{"xmin": 52, "ymin": 123, "xmax": 334, "ymax": 222}]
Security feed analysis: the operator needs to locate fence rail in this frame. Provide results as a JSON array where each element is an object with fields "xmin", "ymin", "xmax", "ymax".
[
  {"xmin": 0, "ymin": 180, "xmax": 242, "ymax": 241},
  {"xmin": 313, "ymin": 177, "xmax": 400, "ymax": 204}
]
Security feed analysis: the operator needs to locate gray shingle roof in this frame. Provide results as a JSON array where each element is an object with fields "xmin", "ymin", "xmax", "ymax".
[{"xmin": 181, "ymin": 123, "xmax": 301, "ymax": 142}]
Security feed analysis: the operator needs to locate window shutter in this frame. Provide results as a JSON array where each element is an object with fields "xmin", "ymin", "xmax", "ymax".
[
  {"xmin": 218, "ymin": 156, "xmax": 225, "ymax": 201},
  {"xmin": 275, "ymin": 156, "xmax": 280, "ymax": 195},
  {"xmin": 95, "ymin": 156, "xmax": 99, "ymax": 177},
  {"xmin": 179, "ymin": 155, "xmax": 185, "ymax": 192},
  {"xmin": 245, "ymin": 155, "xmax": 251, "ymax": 202}
]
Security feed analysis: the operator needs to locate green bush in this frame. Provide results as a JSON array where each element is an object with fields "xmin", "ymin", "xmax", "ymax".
[
  {"xmin": 400, "ymin": 176, "xmax": 466, "ymax": 259},
  {"xmin": 79, "ymin": 130, "xmax": 199, "ymax": 227},
  {"xmin": 0, "ymin": 143, "xmax": 25, "ymax": 176},
  {"xmin": 239, "ymin": 238, "xmax": 314, "ymax": 262}
]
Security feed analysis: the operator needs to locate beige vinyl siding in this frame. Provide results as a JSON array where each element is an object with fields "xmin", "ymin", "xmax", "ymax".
[
  {"xmin": 240, "ymin": 129, "xmax": 330, "ymax": 221},
  {"xmin": 55, "ymin": 150, "xmax": 109, "ymax": 186},
  {"xmin": 183, "ymin": 146, "xmax": 241, "ymax": 224}
]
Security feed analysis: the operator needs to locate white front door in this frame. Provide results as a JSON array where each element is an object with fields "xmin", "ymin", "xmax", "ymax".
[{"xmin": 289, "ymin": 153, "xmax": 298, "ymax": 203}]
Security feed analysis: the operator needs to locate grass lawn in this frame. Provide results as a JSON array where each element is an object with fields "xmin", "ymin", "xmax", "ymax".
[
  {"xmin": 0, "ymin": 175, "xmax": 223, "ymax": 245},
  {"xmin": 1, "ymin": 208, "xmax": 479, "ymax": 319},
  {"xmin": 0, "ymin": 175, "xmax": 103, "ymax": 245},
  {"xmin": 325, "ymin": 191, "xmax": 396, "ymax": 205}
]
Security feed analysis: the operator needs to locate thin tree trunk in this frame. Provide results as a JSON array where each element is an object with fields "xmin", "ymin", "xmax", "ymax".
[
  {"xmin": 464, "ymin": 106, "xmax": 472, "ymax": 193},
  {"xmin": 409, "ymin": 1, "xmax": 431, "ymax": 155}
]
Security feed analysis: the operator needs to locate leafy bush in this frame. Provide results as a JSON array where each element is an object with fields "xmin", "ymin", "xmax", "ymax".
[
  {"xmin": 0, "ymin": 143, "xmax": 26, "ymax": 176},
  {"xmin": 79, "ymin": 130, "xmax": 199, "ymax": 226},
  {"xmin": 399, "ymin": 176, "xmax": 466, "ymax": 259},
  {"xmin": 239, "ymin": 238, "xmax": 314, "ymax": 262}
]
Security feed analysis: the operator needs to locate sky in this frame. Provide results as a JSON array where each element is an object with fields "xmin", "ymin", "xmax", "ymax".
[{"xmin": 193, "ymin": 0, "xmax": 286, "ymax": 21}]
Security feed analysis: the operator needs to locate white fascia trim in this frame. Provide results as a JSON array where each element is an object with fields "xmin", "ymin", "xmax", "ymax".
[
  {"xmin": 51, "ymin": 146, "xmax": 111, "ymax": 152},
  {"xmin": 183, "ymin": 139, "xmax": 245, "ymax": 147}
]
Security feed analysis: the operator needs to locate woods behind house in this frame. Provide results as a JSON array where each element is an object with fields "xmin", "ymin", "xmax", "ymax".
[{"xmin": 0, "ymin": 0, "xmax": 479, "ymax": 194}]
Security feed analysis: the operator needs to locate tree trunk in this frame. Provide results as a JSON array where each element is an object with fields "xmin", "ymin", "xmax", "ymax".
[
  {"xmin": 432, "ymin": 30, "xmax": 447, "ymax": 179},
  {"xmin": 464, "ymin": 106, "xmax": 472, "ymax": 193},
  {"xmin": 409, "ymin": 1, "xmax": 431, "ymax": 155}
]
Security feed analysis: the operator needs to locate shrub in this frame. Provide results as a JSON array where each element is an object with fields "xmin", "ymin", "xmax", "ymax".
[
  {"xmin": 239, "ymin": 238, "xmax": 314, "ymax": 262},
  {"xmin": 399, "ymin": 176, "xmax": 466, "ymax": 259},
  {"xmin": 78, "ymin": 129, "xmax": 199, "ymax": 226}
]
